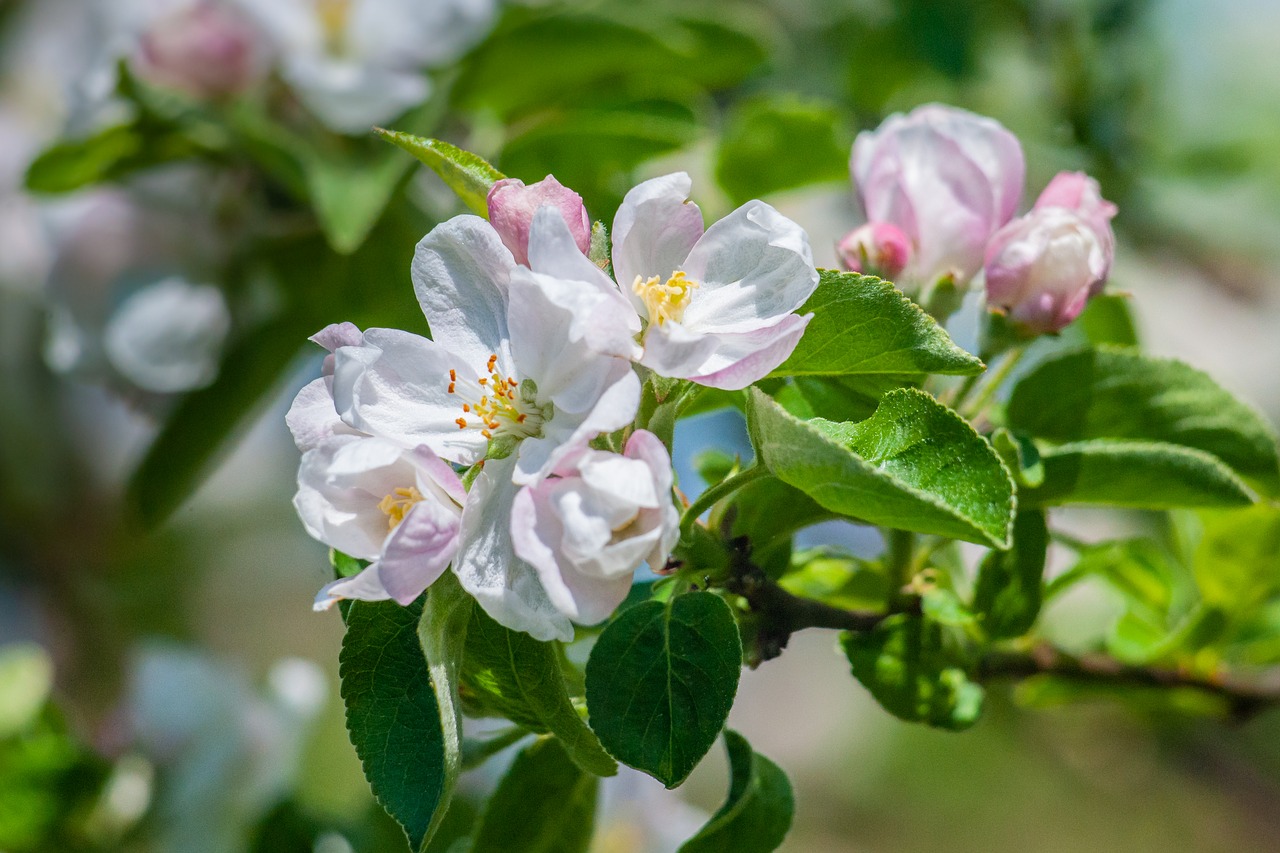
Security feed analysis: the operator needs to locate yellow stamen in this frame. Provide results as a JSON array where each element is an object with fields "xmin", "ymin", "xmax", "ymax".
[
  {"xmin": 633, "ymin": 270, "xmax": 699, "ymax": 326},
  {"xmin": 378, "ymin": 486, "xmax": 424, "ymax": 531}
]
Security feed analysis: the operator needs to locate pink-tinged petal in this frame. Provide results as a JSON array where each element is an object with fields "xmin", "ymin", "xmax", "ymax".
[
  {"xmin": 378, "ymin": 499, "xmax": 460, "ymax": 605},
  {"xmin": 313, "ymin": 564, "xmax": 391, "ymax": 611},
  {"xmin": 453, "ymin": 457, "xmax": 574, "ymax": 642},
  {"xmin": 1034, "ymin": 171, "xmax": 1117, "ymax": 288},
  {"xmin": 513, "ymin": 362, "xmax": 640, "ymax": 485},
  {"xmin": 135, "ymin": 2, "xmax": 266, "ymax": 100},
  {"xmin": 310, "ymin": 321, "xmax": 364, "ymax": 352},
  {"xmin": 286, "ymin": 377, "xmax": 356, "ymax": 452},
  {"xmin": 686, "ymin": 313, "xmax": 812, "ymax": 390},
  {"xmin": 411, "ymin": 215, "xmax": 516, "ymax": 367},
  {"xmin": 836, "ymin": 222, "xmax": 911, "ymax": 280},
  {"xmin": 611, "ymin": 172, "xmax": 704, "ymax": 308},
  {"xmin": 330, "ymin": 327, "xmax": 489, "ymax": 464},
  {"xmin": 294, "ymin": 437, "xmax": 387, "ymax": 559},
  {"xmin": 488, "ymin": 176, "xmax": 591, "ymax": 266},
  {"xmin": 408, "ymin": 445, "xmax": 467, "ymax": 507},
  {"xmin": 511, "ymin": 483, "xmax": 638, "ymax": 625},
  {"xmin": 681, "ymin": 201, "xmax": 818, "ymax": 330},
  {"xmin": 638, "ymin": 319, "xmax": 721, "ymax": 379}
]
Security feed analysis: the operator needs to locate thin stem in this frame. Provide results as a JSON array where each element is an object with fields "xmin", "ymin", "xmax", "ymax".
[
  {"xmin": 680, "ymin": 465, "xmax": 769, "ymax": 537},
  {"xmin": 960, "ymin": 345, "xmax": 1027, "ymax": 421},
  {"xmin": 885, "ymin": 528, "xmax": 915, "ymax": 604},
  {"xmin": 944, "ymin": 372, "xmax": 983, "ymax": 411}
]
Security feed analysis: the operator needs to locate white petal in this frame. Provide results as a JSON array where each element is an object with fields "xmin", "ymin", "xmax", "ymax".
[
  {"xmin": 378, "ymin": 499, "xmax": 460, "ymax": 605},
  {"xmin": 294, "ymin": 438, "xmax": 386, "ymax": 559},
  {"xmin": 453, "ymin": 457, "xmax": 573, "ymax": 642},
  {"xmin": 638, "ymin": 320, "xmax": 720, "ymax": 380},
  {"xmin": 313, "ymin": 563, "xmax": 391, "ymax": 611},
  {"xmin": 103, "ymin": 278, "xmax": 231, "ymax": 393},
  {"xmin": 683, "ymin": 313, "xmax": 812, "ymax": 390},
  {"xmin": 412, "ymin": 215, "xmax": 516, "ymax": 367},
  {"xmin": 331, "ymin": 328, "xmax": 488, "ymax": 464},
  {"xmin": 611, "ymin": 172, "xmax": 704, "ymax": 308},
  {"xmin": 284, "ymin": 56, "xmax": 430, "ymax": 133},
  {"xmin": 286, "ymin": 377, "xmax": 354, "ymax": 452},
  {"xmin": 680, "ymin": 202, "xmax": 818, "ymax": 331}
]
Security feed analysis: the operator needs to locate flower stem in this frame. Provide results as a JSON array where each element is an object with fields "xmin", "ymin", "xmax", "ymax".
[
  {"xmin": 960, "ymin": 345, "xmax": 1026, "ymax": 421},
  {"xmin": 679, "ymin": 464, "xmax": 770, "ymax": 538}
]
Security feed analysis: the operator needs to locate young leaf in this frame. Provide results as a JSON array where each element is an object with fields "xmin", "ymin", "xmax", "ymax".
[
  {"xmin": 973, "ymin": 509, "xmax": 1048, "ymax": 639},
  {"xmin": 746, "ymin": 388, "xmax": 1014, "ymax": 548},
  {"xmin": 375, "ymin": 130, "xmax": 504, "ymax": 216},
  {"xmin": 341, "ymin": 599, "xmax": 453, "ymax": 852},
  {"xmin": 468, "ymin": 737, "xmax": 598, "ymax": 853},
  {"xmin": 459, "ymin": 604, "xmax": 617, "ymax": 777},
  {"xmin": 842, "ymin": 615, "xmax": 984, "ymax": 730},
  {"xmin": 1021, "ymin": 440, "xmax": 1255, "ymax": 509},
  {"xmin": 585, "ymin": 592, "xmax": 741, "ymax": 788},
  {"xmin": 24, "ymin": 122, "xmax": 197, "ymax": 193},
  {"xmin": 1007, "ymin": 346, "xmax": 1280, "ymax": 495},
  {"xmin": 1193, "ymin": 505, "xmax": 1280, "ymax": 615},
  {"xmin": 677, "ymin": 730, "xmax": 794, "ymax": 853},
  {"xmin": 304, "ymin": 149, "xmax": 412, "ymax": 254},
  {"xmin": 770, "ymin": 271, "xmax": 984, "ymax": 379},
  {"xmin": 715, "ymin": 95, "xmax": 849, "ymax": 204}
]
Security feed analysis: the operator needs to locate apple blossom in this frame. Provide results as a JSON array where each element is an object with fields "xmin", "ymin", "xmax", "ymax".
[
  {"xmin": 611, "ymin": 172, "xmax": 819, "ymax": 390},
  {"xmin": 511, "ymin": 430, "xmax": 679, "ymax": 625},
  {"xmin": 285, "ymin": 322, "xmax": 364, "ymax": 453},
  {"xmin": 983, "ymin": 207, "xmax": 1110, "ymax": 335},
  {"xmin": 328, "ymin": 212, "xmax": 641, "ymax": 640},
  {"xmin": 240, "ymin": 0, "xmax": 497, "ymax": 134},
  {"xmin": 836, "ymin": 221, "xmax": 911, "ymax": 280},
  {"xmin": 852, "ymin": 104, "xmax": 1024, "ymax": 291},
  {"xmin": 134, "ymin": 1, "xmax": 266, "ymax": 99},
  {"xmin": 1033, "ymin": 170, "xmax": 1117, "ymax": 293},
  {"xmin": 296, "ymin": 435, "xmax": 465, "ymax": 610},
  {"xmin": 487, "ymin": 176, "xmax": 592, "ymax": 266}
]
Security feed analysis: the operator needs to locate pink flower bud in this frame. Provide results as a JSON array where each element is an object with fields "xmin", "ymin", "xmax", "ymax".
[
  {"xmin": 135, "ymin": 2, "xmax": 265, "ymax": 100},
  {"xmin": 1034, "ymin": 171, "xmax": 1117, "ymax": 294},
  {"xmin": 486, "ymin": 176, "xmax": 591, "ymax": 266},
  {"xmin": 836, "ymin": 222, "xmax": 911, "ymax": 280},
  {"xmin": 852, "ymin": 104, "xmax": 1025, "ymax": 290},
  {"xmin": 984, "ymin": 207, "xmax": 1110, "ymax": 335}
]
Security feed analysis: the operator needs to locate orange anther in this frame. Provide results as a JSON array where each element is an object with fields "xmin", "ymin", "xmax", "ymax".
[{"xmin": 455, "ymin": 417, "xmax": 467, "ymax": 429}]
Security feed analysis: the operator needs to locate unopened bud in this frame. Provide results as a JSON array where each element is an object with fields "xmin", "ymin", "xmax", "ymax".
[
  {"xmin": 487, "ymin": 176, "xmax": 591, "ymax": 266},
  {"xmin": 836, "ymin": 222, "xmax": 911, "ymax": 280},
  {"xmin": 135, "ymin": 2, "xmax": 265, "ymax": 100}
]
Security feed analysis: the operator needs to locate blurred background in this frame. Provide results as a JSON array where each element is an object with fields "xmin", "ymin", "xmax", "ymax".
[{"xmin": 3, "ymin": 0, "xmax": 1280, "ymax": 850}]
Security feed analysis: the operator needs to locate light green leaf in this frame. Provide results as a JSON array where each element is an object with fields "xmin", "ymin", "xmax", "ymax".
[
  {"xmin": 25, "ymin": 124, "xmax": 141, "ymax": 193},
  {"xmin": 468, "ymin": 737, "xmax": 598, "ymax": 853},
  {"xmin": 991, "ymin": 428, "xmax": 1044, "ymax": 489},
  {"xmin": 304, "ymin": 150, "xmax": 412, "ymax": 254},
  {"xmin": 375, "ymin": 130, "xmax": 504, "ymax": 216},
  {"xmin": 771, "ymin": 271, "xmax": 984, "ymax": 379},
  {"xmin": 585, "ymin": 592, "xmax": 741, "ymax": 788},
  {"xmin": 1071, "ymin": 294, "xmax": 1139, "ymax": 348},
  {"xmin": 715, "ymin": 96, "xmax": 849, "ymax": 204},
  {"xmin": 1007, "ymin": 346, "xmax": 1280, "ymax": 495},
  {"xmin": 341, "ymin": 598, "xmax": 453, "ymax": 852},
  {"xmin": 678, "ymin": 730, "xmax": 794, "ymax": 853},
  {"xmin": 459, "ymin": 604, "xmax": 616, "ymax": 777},
  {"xmin": 842, "ymin": 615, "xmax": 984, "ymax": 730},
  {"xmin": 1194, "ymin": 505, "xmax": 1280, "ymax": 615},
  {"xmin": 746, "ymin": 388, "xmax": 1014, "ymax": 548},
  {"xmin": 973, "ymin": 510, "xmax": 1048, "ymax": 639},
  {"xmin": 1022, "ymin": 440, "xmax": 1255, "ymax": 509},
  {"xmin": 0, "ymin": 644, "xmax": 53, "ymax": 738}
]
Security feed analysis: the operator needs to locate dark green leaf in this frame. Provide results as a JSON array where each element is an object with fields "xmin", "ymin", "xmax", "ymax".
[
  {"xmin": 469, "ymin": 737, "xmax": 597, "ymax": 853},
  {"xmin": 973, "ymin": 510, "xmax": 1048, "ymax": 639},
  {"xmin": 842, "ymin": 615, "xmax": 984, "ymax": 730},
  {"xmin": 585, "ymin": 592, "xmax": 741, "ymax": 787},
  {"xmin": 376, "ymin": 130, "xmax": 504, "ymax": 216},
  {"xmin": 772, "ymin": 375, "xmax": 905, "ymax": 423},
  {"xmin": 747, "ymin": 388, "xmax": 1014, "ymax": 548},
  {"xmin": 24, "ymin": 122, "xmax": 199, "ymax": 193},
  {"xmin": 716, "ymin": 96, "xmax": 849, "ymax": 203},
  {"xmin": 719, "ymin": 476, "xmax": 833, "ymax": 577},
  {"xmin": 459, "ymin": 605, "xmax": 616, "ymax": 777},
  {"xmin": 1072, "ymin": 294, "xmax": 1139, "ymax": 347},
  {"xmin": 341, "ymin": 599, "xmax": 452, "ymax": 851},
  {"xmin": 678, "ymin": 730, "xmax": 794, "ymax": 853},
  {"xmin": 1007, "ymin": 346, "xmax": 1280, "ymax": 495},
  {"xmin": 1022, "ymin": 440, "xmax": 1255, "ymax": 509},
  {"xmin": 771, "ymin": 271, "xmax": 984, "ymax": 379}
]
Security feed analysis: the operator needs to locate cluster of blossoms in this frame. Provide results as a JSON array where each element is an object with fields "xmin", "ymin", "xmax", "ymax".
[
  {"xmin": 288, "ymin": 173, "xmax": 819, "ymax": 640},
  {"xmin": 839, "ymin": 104, "xmax": 1118, "ymax": 334}
]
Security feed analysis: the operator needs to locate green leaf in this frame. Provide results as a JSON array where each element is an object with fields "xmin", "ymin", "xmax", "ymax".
[
  {"xmin": 1071, "ymin": 294, "xmax": 1139, "ymax": 348},
  {"xmin": 1193, "ymin": 505, "xmax": 1280, "ymax": 615},
  {"xmin": 715, "ymin": 96, "xmax": 849, "ymax": 203},
  {"xmin": 1021, "ymin": 440, "xmax": 1255, "ymax": 509},
  {"xmin": 1007, "ymin": 346, "xmax": 1280, "ymax": 495},
  {"xmin": 25, "ymin": 124, "xmax": 142, "ymax": 193},
  {"xmin": 585, "ymin": 592, "xmax": 741, "ymax": 787},
  {"xmin": 746, "ymin": 387, "xmax": 1014, "ymax": 548},
  {"xmin": 459, "ymin": 604, "xmax": 616, "ymax": 777},
  {"xmin": 341, "ymin": 599, "xmax": 452, "ymax": 851},
  {"xmin": 468, "ymin": 737, "xmax": 598, "ymax": 853},
  {"xmin": 973, "ymin": 510, "xmax": 1048, "ymax": 639},
  {"xmin": 677, "ymin": 730, "xmax": 794, "ymax": 853},
  {"xmin": 841, "ymin": 615, "xmax": 984, "ymax": 730},
  {"xmin": 719, "ymin": 475, "xmax": 833, "ymax": 577},
  {"xmin": 0, "ymin": 645, "xmax": 53, "ymax": 738},
  {"xmin": 304, "ymin": 150, "xmax": 412, "ymax": 254},
  {"xmin": 375, "ymin": 130, "xmax": 504, "ymax": 216},
  {"xmin": 991, "ymin": 428, "xmax": 1044, "ymax": 489},
  {"xmin": 772, "ymin": 375, "xmax": 905, "ymax": 423},
  {"xmin": 771, "ymin": 271, "xmax": 984, "ymax": 379}
]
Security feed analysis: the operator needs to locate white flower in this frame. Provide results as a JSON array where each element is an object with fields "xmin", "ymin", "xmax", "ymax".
[
  {"xmin": 296, "ymin": 435, "xmax": 465, "ymax": 610},
  {"xmin": 611, "ymin": 173, "xmax": 819, "ymax": 390},
  {"xmin": 102, "ymin": 277, "xmax": 231, "ymax": 393},
  {"xmin": 285, "ymin": 322, "xmax": 364, "ymax": 453},
  {"xmin": 329, "ymin": 212, "xmax": 641, "ymax": 640},
  {"xmin": 511, "ymin": 430, "xmax": 678, "ymax": 625},
  {"xmin": 241, "ymin": 0, "xmax": 497, "ymax": 133}
]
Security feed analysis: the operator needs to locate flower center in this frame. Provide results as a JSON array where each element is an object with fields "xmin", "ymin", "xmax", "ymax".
[
  {"xmin": 633, "ymin": 270, "xmax": 698, "ymax": 326},
  {"xmin": 317, "ymin": 0, "xmax": 351, "ymax": 52},
  {"xmin": 378, "ymin": 486, "xmax": 423, "ymax": 531},
  {"xmin": 447, "ymin": 354, "xmax": 547, "ymax": 442}
]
